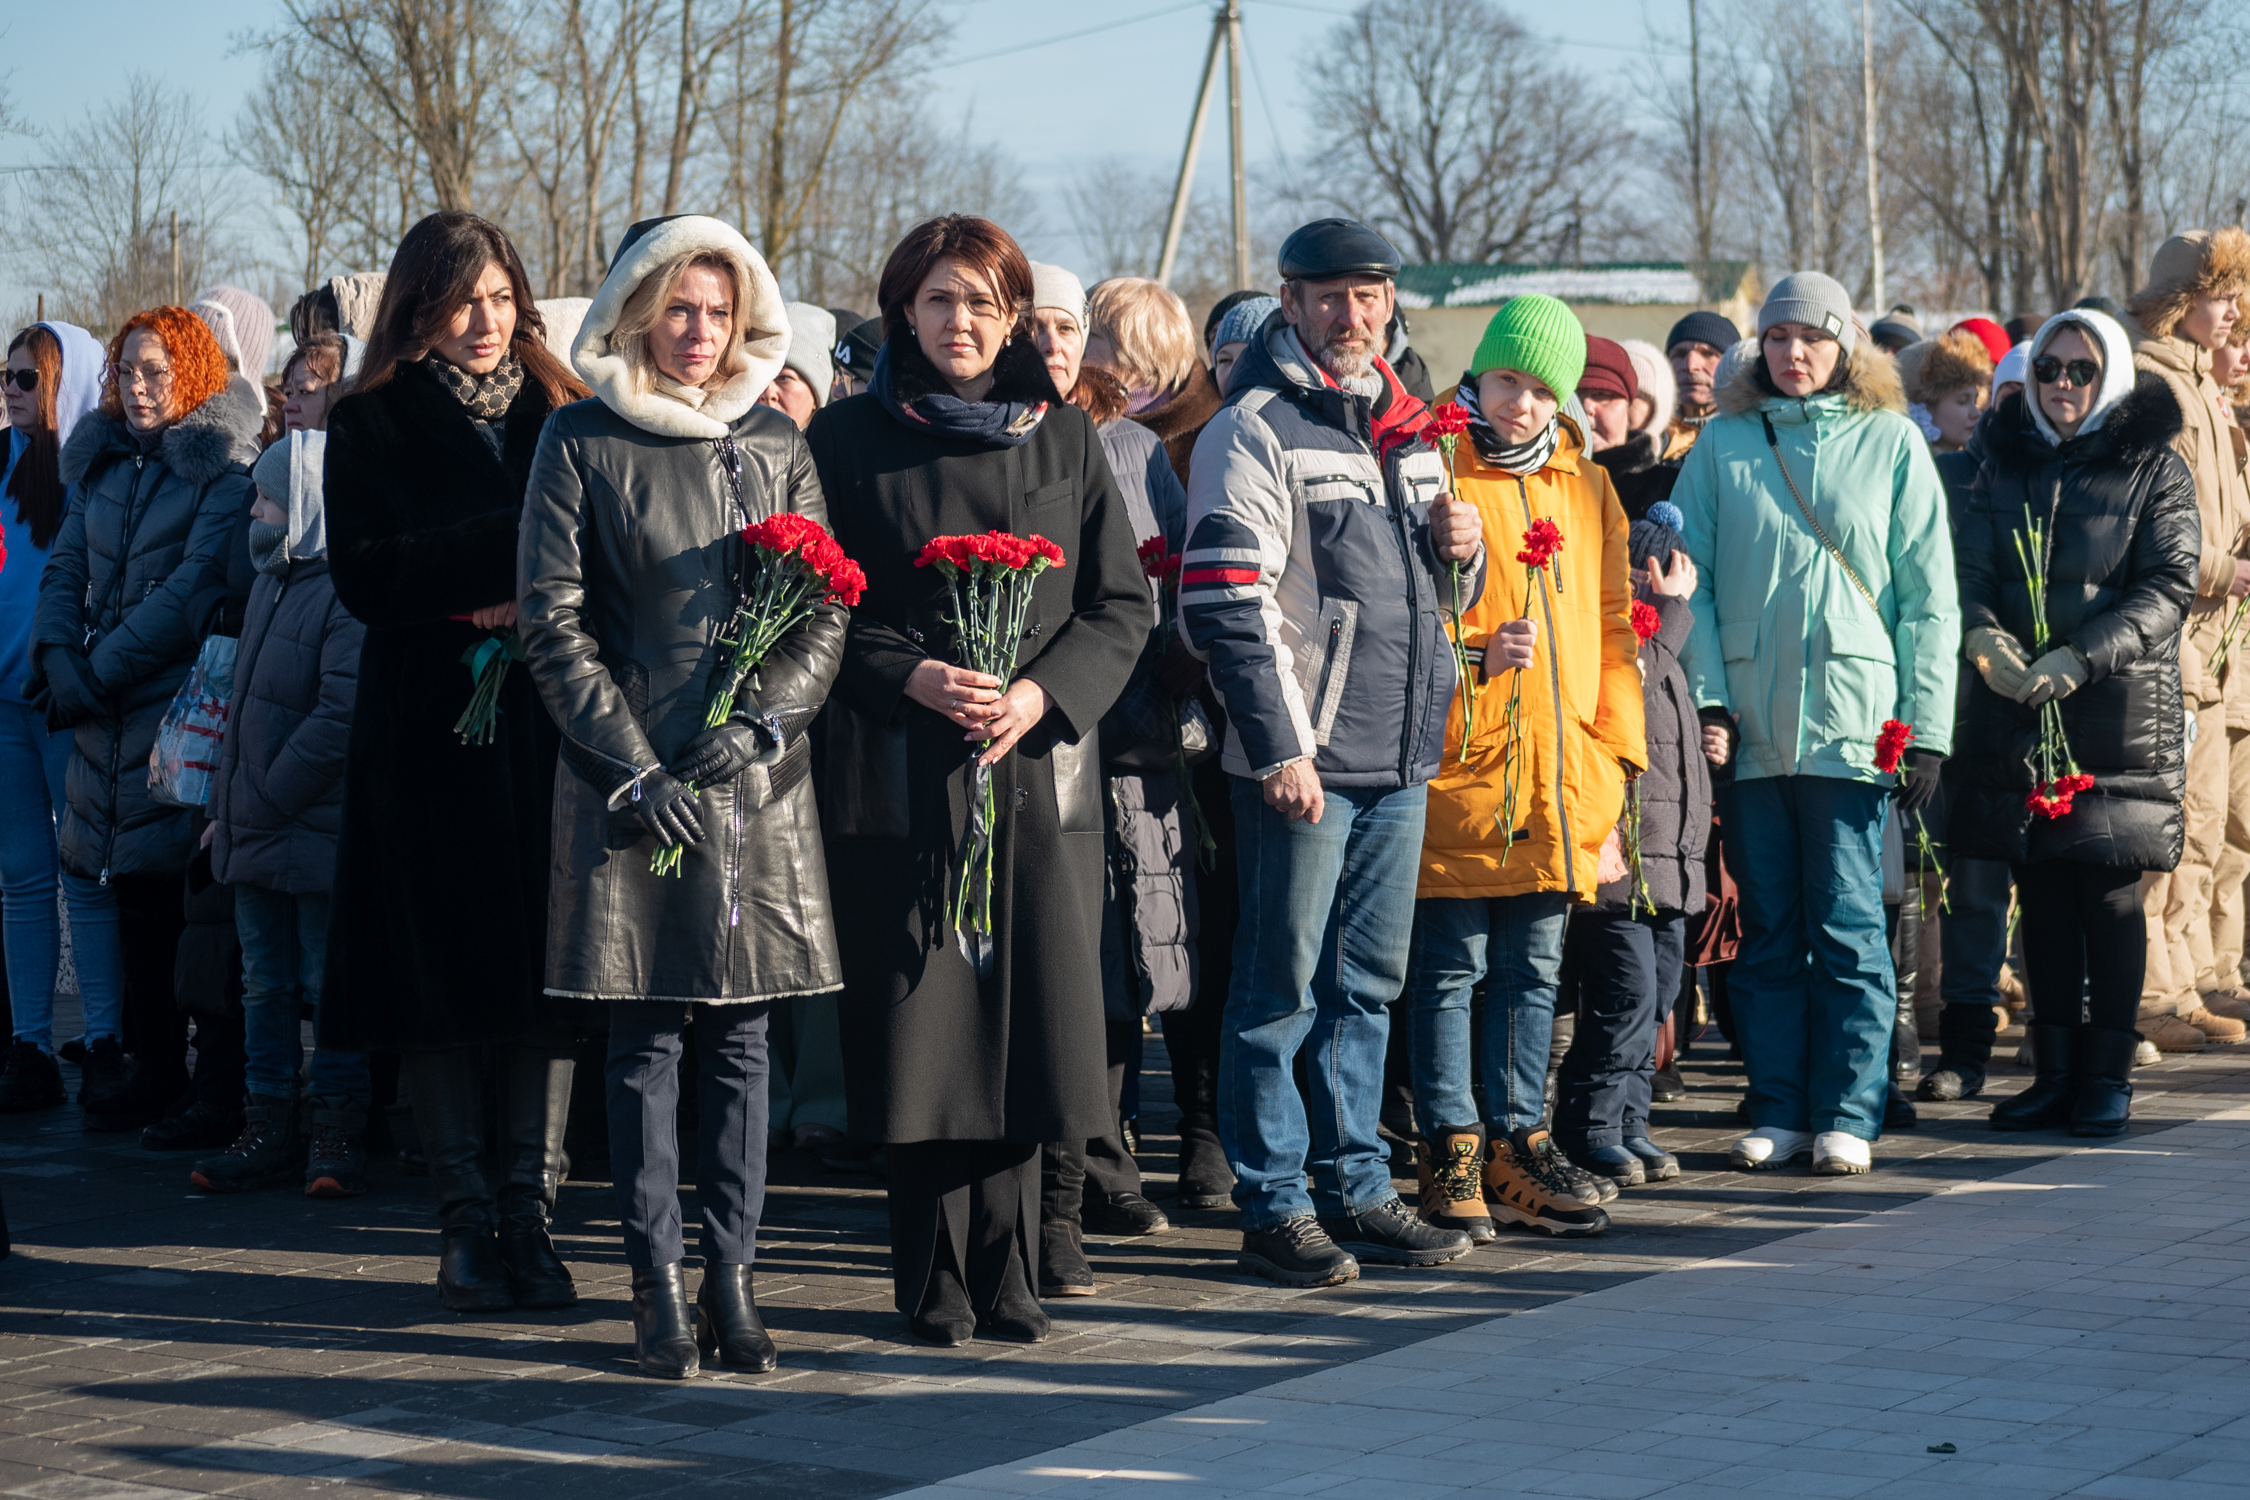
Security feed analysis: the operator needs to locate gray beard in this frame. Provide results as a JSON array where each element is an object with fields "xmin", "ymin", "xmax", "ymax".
[{"xmin": 1314, "ymin": 337, "xmax": 1381, "ymax": 398}]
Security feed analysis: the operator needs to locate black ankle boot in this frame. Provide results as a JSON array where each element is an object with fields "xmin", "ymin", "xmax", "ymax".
[
  {"xmin": 1991, "ymin": 1024, "xmax": 2075, "ymax": 1131},
  {"xmin": 978, "ymin": 1265, "xmax": 1051, "ymax": 1344},
  {"xmin": 632, "ymin": 1262, "xmax": 699, "ymax": 1378},
  {"xmin": 908, "ymin": 1266, "xmax": 975, "ymax": 1346},
  {"xmin": 2069, "ymin": 1027, "xmax": 2136, "ymax": 1137},
  {"xmin": 437, "ymin": 1224, "xmax": 514, "ymax": 1312},
  {"xmin": 695, "ymin": 1264, "xmax": 778, "ymax": 1371},
  {"xmin": 497, "ymin": 1184, "xmax": 577, "ymax": 1309},
  {"xmin": 1919, "ymin": 1003, "xmax": 1998, "ymax": 1101}
]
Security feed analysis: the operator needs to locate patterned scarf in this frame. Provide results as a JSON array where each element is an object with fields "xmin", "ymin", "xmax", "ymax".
[
  {"xmin": 428, "ymin": 353, "xmax": 525, "ymax": 421},
  {"xmin": 1456, "ymin": 370, "xmax": 1561, "ymax": 475},
  {"xmin": 871, "ymin": 341, "xmax": 1048, "ymax": 448}
]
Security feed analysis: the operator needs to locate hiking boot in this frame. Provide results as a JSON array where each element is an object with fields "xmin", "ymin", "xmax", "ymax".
[
  {"xmin": 2199, "ymin": 987, "xmax": 2250, "ymax": 1021},
  {"xmin": 1621, "ymin": 1135, "xmax": 1679, "ymax": 1180},
  {"xmin": 75, "ymin": 1037, "xmax": 130, "ymax": 1112},
  {"xmin": 2185, "ymin": 1008, "xmax": 2246, "ymax": 1045},
  {"xmin": 1415, "ymin": 1126, "xmax": 1496, "ymax": 1243},
  {"xmin": 1649, "ymin": 1062, "xmax": 1686, "ymax": 1103},
  {"xmin": 1991, "ymin": 1024, "xmax": 2075, "ymax": 1130},
  {"xmin": 0, "ymin": 1039, "xmax": 64, "ymax": 1113},
  {"xmin": 1238, "ymin": 1215, "xmax": 1359, "ymax": 1287},
  {"xmin": 1482, "ymin": 1128, "xmax": 1609, "ymax": 1237},
  {"xmin": 304, "ymin": 1097, "xmax": 368, "ymax": 1198},
  {"xmin": 1565, "ymin": 1142, "xmax": 1646, "ymax": 1189},
  {"xmin": 1083, "ymin": 1192, "xmax": 1169, "ymax": 1237},
  {"xmin": 141, "ymin": 1100, "xmax": 244, "ymax": 1152},
  {"xmin": 1318, "ymin": 1197, "xmax": 1474, "ymax": 1268},
  {"xmin": 2139, "ymin": 1014, "xmax": 2207, "ymax": 1054},
  {"xmin": 1534, "ymin": 1134, "xmax": 1616, "ymax": 1204},
  {"xmin": 190, "ymin": 1095, "xmax": 302, "ymax": 1193}
]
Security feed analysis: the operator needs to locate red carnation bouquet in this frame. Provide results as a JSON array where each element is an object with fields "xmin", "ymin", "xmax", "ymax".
[
  {"xmin": 1427, "ymin": 402, "xmax": 1480, "ymax": 758},
  {"xmin": 2010, "ymin": 504, "xmax": 2090, "ymax": 821},
  {"xmin": 1494, "ymin": 518, "xmax": 1565, "ymax": 860},
  {"xmin": 1874, "ymin": 719, "xmax": 1949, "ymax": 914},
  {"xmin": 1137, "ymin": 536, "xmax": 1218, "ymax": 871},
  {"xmin": 1630, "ymin": 598, "xmax": 1660, "ymax": 644},
  {"xmin": 651, "ymin": 512, "xmax": 866, "ymax": 876},
  {"xmin": 915, "ymin": 530, "xmax": 1065, "ymax": 951}
]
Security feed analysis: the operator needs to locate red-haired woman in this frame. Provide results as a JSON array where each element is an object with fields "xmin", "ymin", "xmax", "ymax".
[
  {"xmin": 0, "ymin": 321, "xmax": 122, "ymax": 1114},
  {"xmin": 808, "ymin": 215, "xmax": 1148, "ymax": 1346},
  {"xmin": 322, "ymin": 212, "xmax": 590, "ymax": 1317},
  {"xmin": 30, "ymin": 309, "xmax": 263, "ymax": 1131}
]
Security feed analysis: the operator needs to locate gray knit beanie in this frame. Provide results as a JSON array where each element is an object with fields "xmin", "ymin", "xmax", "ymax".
[
  {"xmin": 1758, "ymin": 271, "xmax": 1857, "ymax": 355},
  {"xmin": 1210, "ymin": 296, "xmax": 1279, "ymax": 361}
]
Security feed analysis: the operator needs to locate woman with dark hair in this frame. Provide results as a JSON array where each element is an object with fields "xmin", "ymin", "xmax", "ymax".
[
  {"xmin": 520, "ymin": 215, "xmax": 847, "ymax": 1379},
  {"xmin": 322, "ymin": 211, "xmax": 590, "ymax": 1315},
  {"xmin": 31, "ymin": 309, "xmax": 263, "ymax": 1133},
  {"xmin": 0, "ymin": 321, "xmax": 124, "ymax": 1113},
  {"xmin": 809, "ymin": 216, "xmax": 1148, "ymax": 1346}
]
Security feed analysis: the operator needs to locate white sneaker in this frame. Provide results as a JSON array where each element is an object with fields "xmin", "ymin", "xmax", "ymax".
[
  {"xmin": 1812, "ymin": 1132, "xmax": 1872, "ymax": 1174},
  {"xmin": 1727, "ymin": 1128, "xmax": 1812, "ymax": 1170}
]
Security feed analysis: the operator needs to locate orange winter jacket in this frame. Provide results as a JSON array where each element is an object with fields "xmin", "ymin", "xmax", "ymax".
[{"xmin": 1418, "ymin": 415, "xmax": 1646, "ymax": 901}]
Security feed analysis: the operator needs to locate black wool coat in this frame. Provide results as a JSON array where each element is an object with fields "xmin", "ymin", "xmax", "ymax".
[
  {"xmin": 1948, "ymin": 379, "xmax": 2199, "ymax": 871},
  {"xmin": 807, "ymin": 337, "xmax": 1152, "ymax": 1144},
  {"xmin": 319, "ymin": 362, "xmax": 574, "ymax": 1051}
]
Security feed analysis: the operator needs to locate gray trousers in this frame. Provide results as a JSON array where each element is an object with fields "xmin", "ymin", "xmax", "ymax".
[{"xmin": 606, "ymin": 1000, "xmax": 771, "ymax": 1271}]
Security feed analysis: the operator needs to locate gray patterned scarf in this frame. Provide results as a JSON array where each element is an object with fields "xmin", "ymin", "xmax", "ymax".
[{"xmin": 428, "ymin": 353, "xmax": 525, "ymax": 421}]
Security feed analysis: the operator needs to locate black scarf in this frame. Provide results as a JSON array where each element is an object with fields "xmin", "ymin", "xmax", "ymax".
[
  {"xmin": 428, "ymin": 353, "xmax": 525, "ymax": 421},
  {"xmin": 1455, "ymin": 371, "xmax": 1561, "ymax": 475},
  {"xmin": 873, "ymin": 338, "xmax": 1052, "ymax": 448}
]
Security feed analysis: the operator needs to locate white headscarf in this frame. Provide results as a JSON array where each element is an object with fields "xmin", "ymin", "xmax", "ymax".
[{"xmin": 2025, "ymin": 311, "xmax": 2136, "ymax": 446}]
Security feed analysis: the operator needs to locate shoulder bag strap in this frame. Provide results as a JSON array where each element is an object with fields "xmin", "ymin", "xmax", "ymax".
[{"xmin": 1761, "ymin": 412, "xmax": 1879, "ymax": 614}]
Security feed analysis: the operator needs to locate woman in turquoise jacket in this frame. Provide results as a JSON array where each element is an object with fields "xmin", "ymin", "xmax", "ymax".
[{"xmin": 1674, "ymin": 272, "xmax": 1959, "ymax": 1177}]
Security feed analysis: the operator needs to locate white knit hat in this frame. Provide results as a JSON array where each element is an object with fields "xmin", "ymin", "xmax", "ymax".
[
  {"xmin": 781, "ymin": 302, "xmax": 837, "ymax": 407},
  {"xmin": 1030, "ymin": 262, "xmax": 1087, "ymax": 324}
]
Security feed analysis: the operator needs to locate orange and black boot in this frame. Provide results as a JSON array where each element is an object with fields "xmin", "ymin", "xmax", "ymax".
[
  {"xmin": 1417, "ymin": 1125, "xmax": 1497, "ymax": 1244},
  {"xmin": 1483, "ymin": 1126, "xmax": 1610, "ymax": 1238}
]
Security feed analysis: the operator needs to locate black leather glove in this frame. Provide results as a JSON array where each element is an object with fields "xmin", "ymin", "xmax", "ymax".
[
  {"xmin": 1896, "ymin": 748, "xmax": 1945, "ymax": 813},
  {"xmin": 627, "ymin": 770, "xmax": 706, "ymax": 848},
  {"xmin": 37, "ymin": 645, "xmax": 102, "ymax": 729},
  {"xmin": 668, "ymin": 722, "xmax": 772, "ymax": 788}
]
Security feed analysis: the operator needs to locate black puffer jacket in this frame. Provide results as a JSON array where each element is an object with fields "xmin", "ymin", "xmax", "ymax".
[
  {"xmin": 33, "ymin": 385, "xmax": 262, "ymax": 880},
  {"xmin": 1595, "ymin": 590, "xmax": 1709, "ymax": 913},
  {"xmin": 1948, "ymin": 378, "xmax": 2200, "ymax": 870}
]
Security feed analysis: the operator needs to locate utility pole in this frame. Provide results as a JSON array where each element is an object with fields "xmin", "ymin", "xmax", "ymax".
[
  {"xmin": 1861, "ymin": 0, "xmax": 1884, "ymax": 309},
  {"xmin": 1158, "ymin": 1, "xmax": 1252, "ymax": 290},
  {"xmin": 1223, "ymin": 0, "xmax": 1249, "ymax": 291},
  {"xmin": 169, "ymin": 211, "xmax": 181, "ymax": 307}
]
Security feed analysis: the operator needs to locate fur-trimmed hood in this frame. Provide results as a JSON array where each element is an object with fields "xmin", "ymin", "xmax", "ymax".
[
  {"xmin": 1716, "ymin": 337, "xmax": 1906, "ymax": 419},
  {"xmin": 58, "ymin": 378, "xmax": 264, "ymax": 489},
  {"xmin": 1981, "ymin": 371, "xmax": 2184, "ymax": 471},
  {"xmin": 2127, "ymin": 226, "xmax": 2250, "ymax": 340},
  {"xmin": 572, "ymin": 214, "xmax": 790, "ymax": 440}
]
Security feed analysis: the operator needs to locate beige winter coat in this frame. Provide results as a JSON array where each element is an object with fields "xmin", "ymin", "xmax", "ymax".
[{"xmin": 2134, "ymin": 333, "xmax": 2250, "ymax": 712}]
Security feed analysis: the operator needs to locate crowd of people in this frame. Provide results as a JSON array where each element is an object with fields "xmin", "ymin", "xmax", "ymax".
[{"xmin": 0, "ymin": 196, "xmax": 2244, "ymax": 1378}]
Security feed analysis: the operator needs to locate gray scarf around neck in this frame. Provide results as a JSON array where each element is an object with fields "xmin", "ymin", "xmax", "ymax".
[{"xmin": 1457, "ymin": 371, "xmax": 1562, "ymax": 475}]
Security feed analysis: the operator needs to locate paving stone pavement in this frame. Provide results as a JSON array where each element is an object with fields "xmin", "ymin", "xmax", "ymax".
[{"xmin": 3, "ymin": 1018, "xmax": 2247, "ymax": 1500}]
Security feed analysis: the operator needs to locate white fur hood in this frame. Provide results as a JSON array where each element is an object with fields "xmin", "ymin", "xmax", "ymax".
[{"xmin": 571, "ymin": 214, "xmax": 791, "ymax": 440}]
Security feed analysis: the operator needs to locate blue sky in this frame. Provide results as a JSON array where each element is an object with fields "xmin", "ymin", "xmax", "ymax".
[{"xmin": 0, "ymin": 0, "xmax": 1666, "ymax": 307}]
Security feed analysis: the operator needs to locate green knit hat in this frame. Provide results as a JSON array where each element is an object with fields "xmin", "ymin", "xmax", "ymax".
[{"xmin": 1468, "ymin": 294, "xmax": 1586, "ymax": 399}]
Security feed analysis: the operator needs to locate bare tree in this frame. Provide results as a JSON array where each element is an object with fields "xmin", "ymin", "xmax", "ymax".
[{"xmin": 232, "ymin": 39, "xmax": 375, "ymax": 291}]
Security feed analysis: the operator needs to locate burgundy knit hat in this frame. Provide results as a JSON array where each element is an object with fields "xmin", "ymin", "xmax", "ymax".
[{"xmin": 1577, "ymin": 336, "xmax": 1638, "ymax": 403}]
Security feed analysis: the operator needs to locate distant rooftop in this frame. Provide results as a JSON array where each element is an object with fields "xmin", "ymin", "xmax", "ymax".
[{"xmin": 1396, "ymin": 260, "xmax": 1757, "ymax": 309}]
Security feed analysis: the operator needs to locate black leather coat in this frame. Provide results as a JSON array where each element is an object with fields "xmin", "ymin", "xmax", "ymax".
[
  {"xmin": 519, "ymin": 398, "xmax": 846, "ymax": 1002},
  {"xmin": 1948, "ymin": 378, "xmax": 2199, "ymax": 870}
]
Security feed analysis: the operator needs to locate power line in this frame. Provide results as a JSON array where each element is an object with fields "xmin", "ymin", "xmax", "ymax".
[
  {"xmin": 1240, "ymin": 0, "xmax": 1688, "ymax": 57},
  {"xmin": 930, "ymin": 1, "xmax": 1206, "ymax": 71}
]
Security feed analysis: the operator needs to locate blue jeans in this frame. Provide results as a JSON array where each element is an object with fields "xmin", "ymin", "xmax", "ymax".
[
  {"xmin": 236, "ymin": 882, "xmax": 367, "ymax": 1102},
  {"xmin": 1939, "ymin": 856, "xmax": 2012, "ymax": 1009},
  {"xmin": 1408, "ymin": 892, "xmax": 1570, "ymax": 1138},
  {"xmin": 1720, "ymin": 775, "xmax": 1893, "ymax": 1141},
  {"xmin": 0, "ymin": 699, "xmax": 121, "ymax": 1050},
  {"xmin": 1217, "ymin": 777, "xmax": 1425, "ymax": 1229}
]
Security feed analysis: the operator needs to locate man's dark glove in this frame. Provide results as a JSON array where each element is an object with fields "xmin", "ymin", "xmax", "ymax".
[
  {"xmin": 37, "ymin": 645, "xmax": 102, "ymax": 729},
  {"xmin": 1896, "ymin": 748, "xmax": 1945, "ymax": 813},
  {"xmin": 628, "ymin": 770, "xmax": 706, "ymax": 848},
  {"xmin": 668, "ymin": 722, "xmax": 771, "ymax": 788}
]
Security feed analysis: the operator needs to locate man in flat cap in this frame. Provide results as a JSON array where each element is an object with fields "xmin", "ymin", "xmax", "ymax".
[{"xmin": 1179, "ymin": 217, "xmax": 1486, "ymax": 1287}]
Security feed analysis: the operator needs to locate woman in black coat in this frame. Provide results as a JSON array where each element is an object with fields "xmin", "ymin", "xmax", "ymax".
[
  {"xmin": 807, "ymin": 216, "xmax": 1149, "ymax": 1347},
  {"xmin": 520, "ymin": 214, "xmax": 847, "ymax": 1380},
  {"xmin": 322, "ymin": 213, "xmax": 590, "ymax": 1315},
  {"xmin": 1950, "ymin": 309, "xmax": 2198, "ymax": 1139}
]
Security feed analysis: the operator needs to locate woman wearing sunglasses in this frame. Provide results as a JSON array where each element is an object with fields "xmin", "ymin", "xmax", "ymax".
[{"xmin": 1950, "ymin": 308, "xmax": 2198, "ymax": 1136}]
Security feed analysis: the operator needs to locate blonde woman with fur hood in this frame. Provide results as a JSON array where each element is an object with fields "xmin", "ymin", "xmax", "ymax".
[
  {"xmin": 518, "ymin": 213, "xmax": 848, "ymax": 1381},
  {"xmin": 1674, "ymin": 271, "xmax": 1958, "ymax": 1178}
]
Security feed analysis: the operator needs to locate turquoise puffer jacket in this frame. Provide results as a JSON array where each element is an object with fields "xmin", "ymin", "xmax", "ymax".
[{"xmin": 1674, "ymin": 345, "xmax": 1959, "ymax": 785}]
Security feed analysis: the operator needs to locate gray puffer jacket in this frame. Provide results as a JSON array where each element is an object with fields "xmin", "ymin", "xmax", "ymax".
[
  {"xmin": 35, "ymin": 384, "xmax": 263, "ymax": 881},
  {"xmin": 210, "ymin": 432, "xmax": 364, "ymax": 895},
  {"xmin": 1594, "ymin": 590, "xmax": 1710, "ymax": 915}
]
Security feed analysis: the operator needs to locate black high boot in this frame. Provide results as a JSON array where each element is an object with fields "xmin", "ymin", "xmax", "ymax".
[
  {"xmin": 1990, "ymin": 1024, "xmax": 2076, "ymax": 1131},
  {"xmin": 631, "ymin": 1261, "xmax": 699, "ymax": 1378},
  {"xmin": 404, "ymin": 1049, "xmax": 512, "ymax": 1313},
  {"xmin": 497, "ymin": 1047, "xmax": 577, "ymax": 1309},
  {"xmin": 695, "ymin": 1263, "xmax": 778, "ymax": 1371},
  {"xmin": 1889, "ymin": 895, "xmax": 1923, "ymax": 1089},
  {"xmin": 2069, "ymin": 1027, "xmax": 2136, "ymax": 1137},
  {"xmin": 1038, "ymin": 1140, "xmax": 1095, "ymax": 1297},
  {"xmin": 1161, "ymin": 1005, "xmax": 1235, "ymax": 1211},
  {"xmin": 1919, "ymin": 1003, "xmax": 1999, "ymax": 1101}
]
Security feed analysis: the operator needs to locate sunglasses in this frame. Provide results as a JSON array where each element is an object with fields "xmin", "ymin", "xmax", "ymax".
[
  {"xmin": 2032, "ymin": 355, "xmax": 2102, "ymax": 389},
  {"xmin": 2, "ymin": 370, "xmax": 35, "ymax": 392}
]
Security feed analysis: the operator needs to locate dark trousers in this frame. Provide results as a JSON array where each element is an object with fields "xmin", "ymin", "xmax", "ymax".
[
  {"xmin": 2015, "ymin": 864, "xmax": 2142, "ymax": 1031},
  {"xmin": 1083, "ymin": 1015, "xmax": 1142, "ymax": 1202},
  {"xmin": 113, "ymin": 873, "xmax": 186, "ymax": 1065},
  {"xmin": 606, "ymin": 1000, "xmax": 770, "ymax": 1271},
  {"xmin": 887, "ymin": 1139, "xmax": 1037, "ymax": 1320},
  {"xmin": 1556, "ymin": 907, "xmax": 1687, "ymax": 1148},
  {"xmin": 1163, "ymin": 750, "xmax": 1236, "ymax": 1172}
]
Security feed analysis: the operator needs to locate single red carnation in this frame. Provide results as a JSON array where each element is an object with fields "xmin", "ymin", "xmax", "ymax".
[
  {"xmin": 1026, "ymin": 534, "xmax": 1066, "ymax": 569},
  {"xmin": 1136, "ymin": 536, "xmax": 1172, "ymax": 579},
  {"xmin": 1428, "ymin": 404, "xmax": 1471, "ymax": 440},
  {"xmin": 1873, "ymin": 719, "xmax": 1915, "ymax": 775},
  {"xmin": 1630, "ymin": 599, "xmax": 1660, "ymax": 644},
  {"xmin": 1517, "ymin": 517, "xmax": 1564, "ymax": 568},
  {"xmin": 914, "ymin": 536, "xmax": 961, "ymax": 571}
]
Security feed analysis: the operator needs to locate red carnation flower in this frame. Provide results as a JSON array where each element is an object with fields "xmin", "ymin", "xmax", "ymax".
[
  {"xmin": 1630, "ymin": 599, "xmax": 1660, "ymax": 644},
  {"xmin": 1427, "ymin": 404, "xmax": 1471, "ymax": 440},
  {"xmin": 745, "ymin": 511, "xmax": 829, "ymax": 559},
  {"xmin": 1873, "ymin": 719, "xmax": 1915, "ymax": 776},
  {"xmin": 1026, "ymin": 534, "xmax": 1066, "ymax": 569},
  {"xmin": 1517, "ymin": 517, "xmax": 1564, "ymax": 569}
]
